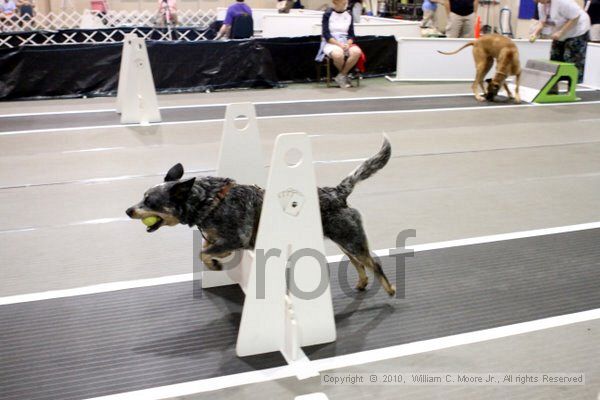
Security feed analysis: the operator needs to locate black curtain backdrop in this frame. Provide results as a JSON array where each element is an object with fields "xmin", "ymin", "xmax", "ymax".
[{"xmin": 0, "ymin": 34, "xmax": 397, "ymax": 100}]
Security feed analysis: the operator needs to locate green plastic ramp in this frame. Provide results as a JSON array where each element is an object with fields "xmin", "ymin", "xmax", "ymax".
[{"xmin": 516, "ymin": 60, "xmax": 579, "ymax": 103}]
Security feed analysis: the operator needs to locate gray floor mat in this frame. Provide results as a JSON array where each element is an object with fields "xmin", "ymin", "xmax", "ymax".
[
  {"xmin": 1, "ymin": 229, "xmax": 599, "ymax": 400},
  {"xmin": 3, "ymin": 91, "xmax": 600, "ymax": 133}
]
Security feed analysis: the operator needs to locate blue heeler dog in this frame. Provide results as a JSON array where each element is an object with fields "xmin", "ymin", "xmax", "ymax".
[{"xmin": 126, "ymin": 137, "xmax": 395, "ymax": 296}]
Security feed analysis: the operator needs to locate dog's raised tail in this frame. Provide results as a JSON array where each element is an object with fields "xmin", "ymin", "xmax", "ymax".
[
  {"xmin": 437, "ymin": 42, "xmax": 474, "ymax": 55},
  {"xmin": 337, "ymin": 135, "xmax": 391, "ymax": 200}
]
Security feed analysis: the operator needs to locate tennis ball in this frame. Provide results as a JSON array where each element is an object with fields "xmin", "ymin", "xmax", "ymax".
[{"xmin": 142, "ymin": 216, "xmax": 160, "ymax": 227}]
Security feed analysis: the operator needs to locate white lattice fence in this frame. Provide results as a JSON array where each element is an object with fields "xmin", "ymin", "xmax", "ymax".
[
  {"xmin": 0, "ymin": 26, "xmax": 214, "ymax": 48},
  {"xmin": 0, "ymin": 9, "xmax": 217, "ymax": 33}
]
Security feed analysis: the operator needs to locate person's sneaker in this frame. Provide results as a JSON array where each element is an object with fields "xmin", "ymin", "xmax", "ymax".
[
  {"xmin": 344, "ymin": 75, "xmax": 353, "ymax": 88},
  {"xmin": 334, "ymin": 74, "xmax": 348, "ymax": 88}
]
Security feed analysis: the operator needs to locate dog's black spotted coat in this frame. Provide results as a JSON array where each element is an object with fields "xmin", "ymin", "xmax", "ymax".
[{"xmin": 127, "ymin": 137, "xmax": 396, "ymax": 295}]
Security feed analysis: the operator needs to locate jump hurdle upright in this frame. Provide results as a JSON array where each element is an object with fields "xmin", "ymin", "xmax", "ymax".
[
  {"xmin": 200, "ymin": 103, "xmax": 336, "ymax": 373},
  {"xmin": 116, "ymin": 33, "xmax": 162, "ymax": 125}
]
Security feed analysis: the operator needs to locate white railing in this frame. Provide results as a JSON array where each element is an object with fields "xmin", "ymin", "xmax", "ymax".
[
  {"xmin": 0, "ymin": 27, "xmax": 216, "ymax": 48},
  {"xmin": 0, "ymin": 9, "xmax": 217, "ymax": 33}
]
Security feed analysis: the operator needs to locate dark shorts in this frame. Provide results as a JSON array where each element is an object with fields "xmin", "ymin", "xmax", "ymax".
[{"xmin": 550, "ymin": 32, "xmax": 589, "ymax": 83}]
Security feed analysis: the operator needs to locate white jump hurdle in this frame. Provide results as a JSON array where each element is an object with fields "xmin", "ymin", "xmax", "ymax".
[
  {"xmin": 116, "ymin": 33, "xmax": 161, "ymax": 125},
  {"xmin": 201, "ymin": 104, "xmax": 336, "ymax": 374},
  {"xmin": 386, "ymin": 37, "xmax": 552, "ymax": 81},
  {"xmin": 201, "ymin": 103, "xmax": 266, "ymax": 288}
]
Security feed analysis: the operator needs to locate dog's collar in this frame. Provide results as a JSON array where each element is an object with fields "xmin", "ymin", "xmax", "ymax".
[{"xmin": 216, "ymin": 182, "xmax": 234, "ymax": 201}]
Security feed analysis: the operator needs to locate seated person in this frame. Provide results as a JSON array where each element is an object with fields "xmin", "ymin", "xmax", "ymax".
[
  {"xmin": 215, "ymin": 0, "xmax": 253, "ymax": 39},
  {"xmin": 157, "ymin": 0, "xmax": 178, "ymax": 26},
  {"xmin": 1, "ymin": 0, "xmax": 17, "ymax": 18},
  {"xmin": 316, "ymin": 0, "xmax": 363, "ymax": 88}
]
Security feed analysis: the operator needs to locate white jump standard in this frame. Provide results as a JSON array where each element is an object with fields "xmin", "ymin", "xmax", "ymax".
[
  {"xmin": 116, "ymin": 33, "xmax": 162, "ymax": 125},
  {"xmin": 199, "ymin": 103, "xmax": 335, "ymax": 370}
]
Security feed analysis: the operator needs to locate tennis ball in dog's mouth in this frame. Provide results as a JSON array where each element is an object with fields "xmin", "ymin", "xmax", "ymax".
[{"xmin": 142, "ymin": 216, "xmax": 161, "ymax": 227}]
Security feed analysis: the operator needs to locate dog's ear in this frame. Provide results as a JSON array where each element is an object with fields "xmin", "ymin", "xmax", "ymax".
[
  {"xmin": 165, "ymin": 163, "xmax": 184, "ymax": 182},
  {"xmin": 169, "ymin": 177, "xmax": 196, "ymax": 201}
]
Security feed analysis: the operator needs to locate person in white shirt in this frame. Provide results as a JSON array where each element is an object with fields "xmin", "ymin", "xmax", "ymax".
[
  {"xmin": 530, "ymin": 0, "xmax": 591, "ymax": 82},
  {"xmin": 317, "ymin": 0, "xmax": 363, "ymax": 88}
]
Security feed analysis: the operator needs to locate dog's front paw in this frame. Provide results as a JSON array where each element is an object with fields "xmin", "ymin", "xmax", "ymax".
[
  {"xmin": 475, "ymin": 95, "xmax": 486, "ymax": 102},
  {"xmin": 200, "ymin": 252, "xmax": 223, "ymax": 271},
  {"xmin": 210, "ymin": 259, "xmax": 223, "ymax": 271}
]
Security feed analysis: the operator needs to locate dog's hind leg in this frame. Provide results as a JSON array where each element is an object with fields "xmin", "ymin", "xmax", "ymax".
[
  {"xmin": 473, "ymin": 55, "xmax": 493, "ymax": 101},
  {"xmin": 472, "ymin": 47, "xmax": 488, "ymax": 101},
  {"xmin": 354, "ymin": 253, "xmax": 396, "ymax": 297},
  {"xmin": 340, "ymin": 247, "xmax": 369, "ymax": 291},
  {"xmin": 514, "ymin": 72, "xmax": 521, "ymax": 104},
  {"xmin": 323, "ymin": 208, "xmax": 395, "ymax": 296}
]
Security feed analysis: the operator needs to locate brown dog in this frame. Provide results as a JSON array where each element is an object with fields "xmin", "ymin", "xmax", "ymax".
[{"xmin": 438, "ymin": 34, "xmax": 521, "ymax": 103}]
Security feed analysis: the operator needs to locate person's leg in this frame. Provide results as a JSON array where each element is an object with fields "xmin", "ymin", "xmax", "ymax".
[
  {"xmin": 341, "ymin": 46, "xmax": 361, "ymax": 75},
  {"xmin": 548, "ymin": 39, "xmax": 565, "ymax": 93},
  {"xmin": 563, "ymin": 34, "xmax": 587, "ymax": 83},
  {"xmin": 550, "ymin": 39, "xmax": 565, "ymax": 62},
  {"xmin": 421, "ymin": 10, "xmax": 433, "ymax": 28},
  {"xmin": 327, "ymin": 46, "xmax": 351, "ymax": 87},
  {"xmin": 329, "ymin": 47, "xmax": 346, "ymax": 72},
  {"xmin": 284, "ymin": 0, "xmax": 294, "ymax": 13},
  {"xmin": 431, "ymin": 8, "xmax": 438, "ymax": 30},
  {"xmin": 445, "ymin": 12, "xmax": 461, "ymax": 38},
  {"xmin": 461, "ymin": 13, "xmax": 474, "ymax": 37}
]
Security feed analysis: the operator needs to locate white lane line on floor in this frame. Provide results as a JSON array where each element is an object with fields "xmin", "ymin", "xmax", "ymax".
[
  {"xmin": 0, "ymin": 108, "xmax": 116, "ymax": 118},
  {"xmin": 2, "ymin": 100, "xmax": 600, "ymax": 137},
  {"xmin": 83, "ymin": 308, "xmax": 600, "ymax": 400},
  {"xmin": 327, "ymin": 221, "xmax": 600, "ymax": 263},
  {"xmin": 0, "ymin": 217, "xmax": 131, "ymax": 234},
  {"xmin": 62, "ymin": 146, "xmax": 128, "ymax": 154},
  {"xmin": 0, "ymin": 274, "xmax": 194, "ymax": 306},
  {"xmin": 1, "ymin": 221, "xmax": 598, "ymax": 306}
]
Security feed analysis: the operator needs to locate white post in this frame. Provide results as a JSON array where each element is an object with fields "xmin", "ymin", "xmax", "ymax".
[
  {"xmin": 200, "ymin": 103, "xmax": 267, "ymax": 289},
  {"xmin": 236, "ymin": 133, "xmax": 336, "ymax": 366},
  {"xmin": 116, "ymin": 33, "xmax": 162, "ymax": 125},
  {"xmin": 583, "ymin": 43, "xmax": 600, "ymax": 90}
]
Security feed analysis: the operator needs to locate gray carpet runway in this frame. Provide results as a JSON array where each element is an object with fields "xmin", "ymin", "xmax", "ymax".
[
  {"xmin": 1, "ymin": 229, "xmax": 599, "ymax": 400},
  {"xmin": 2, "ymin": 90, "xmax": 600, "ymax": 133}
]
